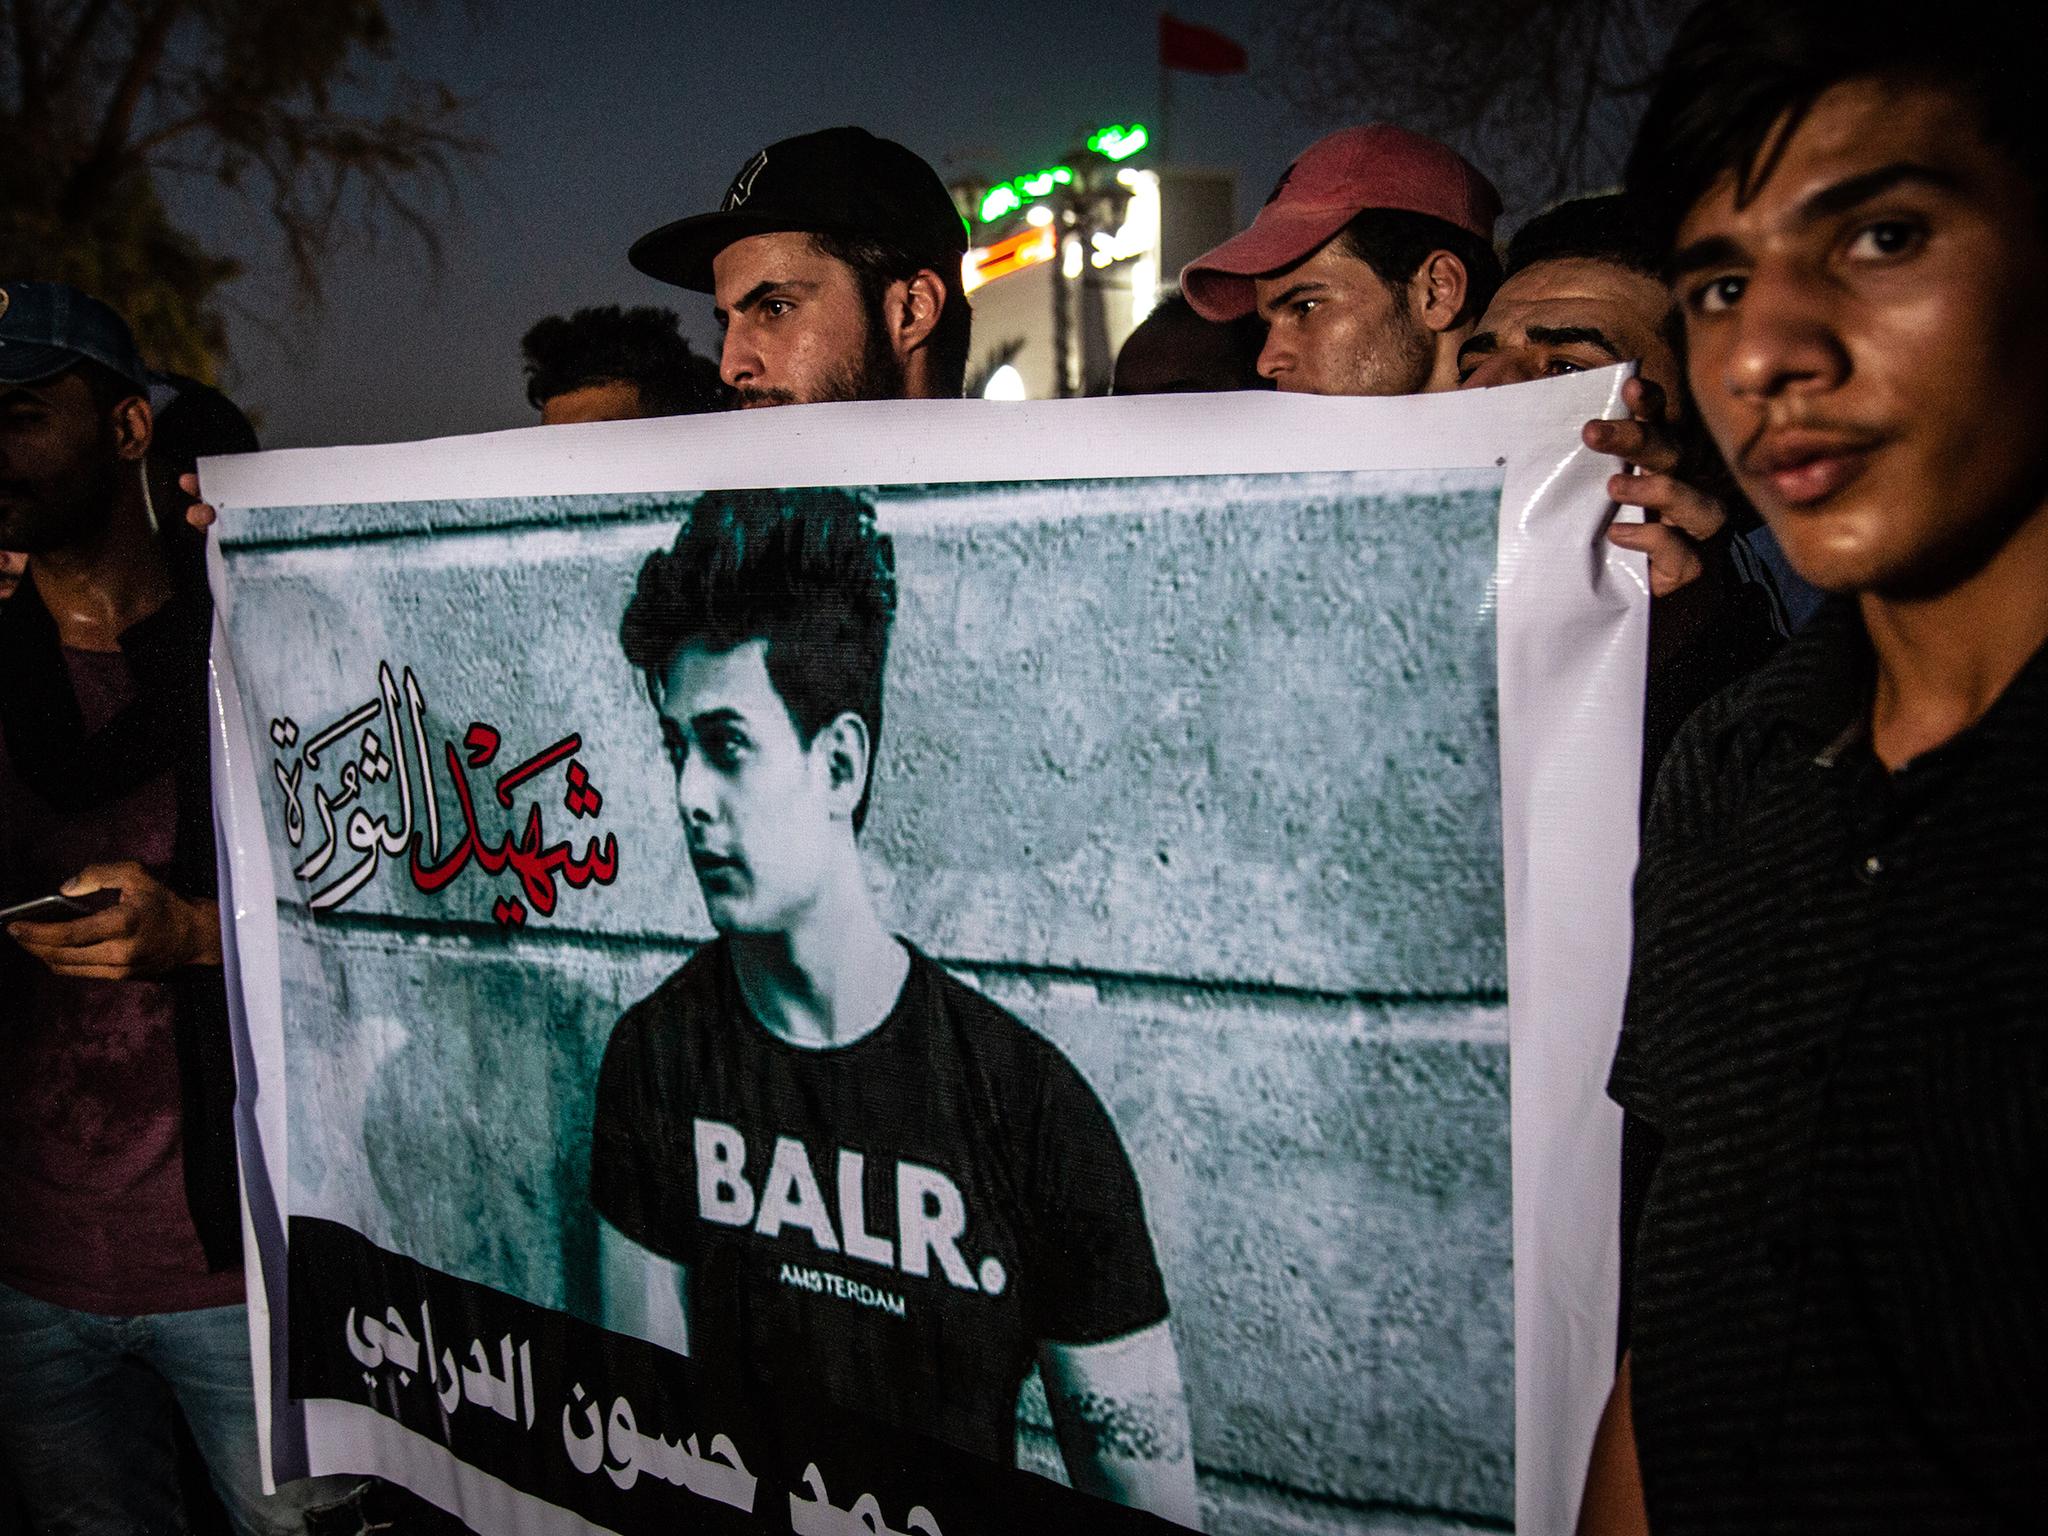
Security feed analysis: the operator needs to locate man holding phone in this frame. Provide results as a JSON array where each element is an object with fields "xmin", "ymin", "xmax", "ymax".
[{"xmin": 0, "ymin": 282, "xmax": 361, "ymax": 1533}]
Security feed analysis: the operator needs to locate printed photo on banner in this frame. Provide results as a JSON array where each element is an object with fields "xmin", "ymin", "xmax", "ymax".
[
  {"xmin": 590, "ymin": 488, "xmax": 1192, "ymax": 1522},
  {"xmin": 206, "ymin": 380, "xmax": 1645, "ymax": 1535}
]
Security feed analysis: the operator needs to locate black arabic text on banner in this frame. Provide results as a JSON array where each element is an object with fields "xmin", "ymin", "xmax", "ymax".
[{"xmin": 289, "ymin": 1216, "xmax": 1179, "ymax": 1535}]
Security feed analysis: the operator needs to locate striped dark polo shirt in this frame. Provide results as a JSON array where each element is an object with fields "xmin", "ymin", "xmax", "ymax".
[{"xmin": 1611, "ymin": 600, "xmax": 2047, "ymax": 1535}]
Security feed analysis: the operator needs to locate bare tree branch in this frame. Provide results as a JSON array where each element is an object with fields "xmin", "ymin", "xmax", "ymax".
[
  {"xmin": 1258, "ymin": 0, "xmax": 1686, "ymax": 214},
  {"xmin": 77, "ymin": 0, "xmax": 189, "ymax": 200},
  {"xmin": 127, "ymin": 105, "xmax": 218, "ymax": 158},
  {"xmin": 49, "ymin": 0, "xmax": 117, "ymax": 91},
  {"xmin": 4, "ymin": 0, "xmax": 488, "ymax": 377}
]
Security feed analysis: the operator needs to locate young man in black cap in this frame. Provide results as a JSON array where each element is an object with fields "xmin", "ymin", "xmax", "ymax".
[
  {"xmin": 592, "ymin": 488, "xmax": 1199, "ymax": 1526},
  {"xmin": 0, "ymin": 281, "xmax": 364, "ymax": 1534},
  {"xmin": 629, "ymin": 125, "xmax": 973, "ymax": 407},
  {"xmin": 1578, "ymin": 3, "xmax": 2048, "ymax": 1532},
  {"xmin": 173, "ymin": 126, "xmax": 975, "ymax": 528}
]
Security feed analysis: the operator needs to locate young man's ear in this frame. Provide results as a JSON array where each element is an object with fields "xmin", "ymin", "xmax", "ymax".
[
  {"xmin": 112, "ymin": 395, "xmax": 153, "ymax": 463},
  {"xmin": 1411, "ymin": 251, "xmax": 1472, "ymax": 335},
  {"xmin": 820, "ymin": 710, "xmax": 873, "ymax": 821},
  {"xmin": 884, "ymin": 270, "xmax": 948, "ymax": 359}
]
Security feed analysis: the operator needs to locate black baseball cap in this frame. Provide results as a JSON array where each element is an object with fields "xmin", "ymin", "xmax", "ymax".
[
  {"xmin": 0, "ymin": 280, "xmax": 149, "ymax": 393},
  {"xmin": 630, "ymin": 126, "xmax": 970, "ymax": 294}
]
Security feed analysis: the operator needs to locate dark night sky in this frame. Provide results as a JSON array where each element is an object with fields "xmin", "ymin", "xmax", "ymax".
[{"xmin": 171, "ymin": 2, "xmax": 1580, "ymax": 450}]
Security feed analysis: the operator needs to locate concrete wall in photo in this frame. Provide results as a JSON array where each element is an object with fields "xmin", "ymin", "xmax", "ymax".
[{"xmin": 227, "ymin": 469, "xmax": 1512, "ymax": 1534}]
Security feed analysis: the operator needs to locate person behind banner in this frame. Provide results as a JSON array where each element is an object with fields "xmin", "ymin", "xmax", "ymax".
[
  {"xmin": 1181, "ymin": 124, "xmax": 1503, "ymax": 400},
  {"xmin": 590, "ymin": 488, "xmax": 1199, "ymax": 1527},
  {"xmin": 146, "ymin": 371, "xmax": 261, "ymax": 595},
  {"xmin": 520, "ymin": 303, "xmax": 728, "ymax": 424},
  {"xmin": 1183, "ymin": 130, "xmax": 1773, "ymax": 652},
  {"xmin": 627, "ymin": 125, "xmax": 972, "ymax": 407},
  {"xmin": 0, "ymin": 281, "xmax": 367, "ymax": 1535},
  {"xmin": 1456, "ymin": 193, "xmax": 1795, "ymax": 780},
  {"xmin": 1111, "ymin": 291, "xmax": 1269, "ymax": 397},
  {"xmin": 175, "ymin": 125, "xmax": 971, "ymax": 530}
]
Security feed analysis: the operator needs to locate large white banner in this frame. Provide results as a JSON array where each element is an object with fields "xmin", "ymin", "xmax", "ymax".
[{"xmin": 204, "ymin": 370, "xmax": 1643, "ymax": 1535}]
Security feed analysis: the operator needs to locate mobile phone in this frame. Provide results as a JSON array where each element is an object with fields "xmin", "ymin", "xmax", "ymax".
[{"xmin": 0, "ymin": 888, "xmax": 121, "ymax": 925}]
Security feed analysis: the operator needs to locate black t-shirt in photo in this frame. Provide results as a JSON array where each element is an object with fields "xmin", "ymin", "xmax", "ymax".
[{"xmin": 590, "ymin": 939, "xmax": 1170, "ymax": 1465}]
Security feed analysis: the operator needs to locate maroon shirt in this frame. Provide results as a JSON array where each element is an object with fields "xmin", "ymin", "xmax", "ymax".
[{"xmin": 0, "ymin": 645, "xmax": 242, "ymax": 1314}]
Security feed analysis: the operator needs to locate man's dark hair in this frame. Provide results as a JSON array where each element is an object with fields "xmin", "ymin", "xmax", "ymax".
[
  {"xmin": 1505, "ymin": 193, "xmax": 1663, "ymax": 283},
  {"xmin": 620, "ymin": 487, "xmax": 896, "ymax": 832},
  {"xmin": 1111, "ymin": 291, "xmax": 1269, "ymax": 395},
  {"xmin": 810, "ymin": 231, "xmax": 973, "ymax": 398},
  {"xmin": 150, "ymin": 374, "xmax": 260, "ymax": 469},
  {"xmin": 521, "ymin": 305, "xmax": 725, "ymax": 416},
  {"xmin": 1628, "ymin": 0, "xmax": 2048, "ymax": 256},
  {"xmin": 1149, "ymin": 290, "xmax": 1268, "ymax": 375},
  {"xmin": 1504, "ymin": 193, "xmax": 1684, "ymax": 358},
  {"xmin": 1336, "ymin": 209, "xmax": 1502, "ymax": 328}
]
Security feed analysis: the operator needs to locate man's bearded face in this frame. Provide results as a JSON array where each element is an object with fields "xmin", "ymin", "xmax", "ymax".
[{"xmin": 713, "ymin": 232, "xmax": 908, "ymax": 408}]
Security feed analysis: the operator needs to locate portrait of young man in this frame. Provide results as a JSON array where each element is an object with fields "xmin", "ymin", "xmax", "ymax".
[
  {"xmin": 588, "ymin": 488, "xmax": 1199, "ymax": 1527},
  {"xmin": 1579, "ymin": 2, "xmax": 2048, "ymax": 1532}
]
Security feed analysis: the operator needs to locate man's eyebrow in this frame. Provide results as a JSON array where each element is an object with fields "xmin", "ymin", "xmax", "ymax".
[
  {"xmin": 1669, "ymin": 233, "xmax": 1745, "ymax": 281},
  {"xmin": 689, "ymin": 707, "xmax": 745, "ymax": 731},
  {"xmin": 1800, "ymin": 161, "xmax": 1961, "ymax": 224},
  {"xmin": 1257, "ymin": 280, "xmax": 1325, "ymax": 316},
  {"xmin": 1524, "ymin": 324, "xmax": 1625, "ymax": 359},
  {"xmin": 1456, "ymin": 331, "xmax": 1499, "ymax": 366},
  {"xmin": 1671, "ymin": 162, "xmax": 1962, "ymax": 277},
  {"xmin": 713, "ymin": 278, "xmax": 819, "ymax": 326}
]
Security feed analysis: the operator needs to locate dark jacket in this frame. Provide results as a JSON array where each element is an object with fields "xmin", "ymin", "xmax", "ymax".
[{"xmin": 0, "ymin": 573, "xmax": 242, "ymax": 1272}]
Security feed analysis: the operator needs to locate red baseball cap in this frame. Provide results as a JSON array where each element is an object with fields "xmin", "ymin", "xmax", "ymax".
[{"xmin": 1181, "ymin": 125, "xmax": 1502, "ymax": 322}]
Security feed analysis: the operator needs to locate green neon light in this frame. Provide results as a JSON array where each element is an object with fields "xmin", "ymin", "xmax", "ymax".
[
  {"xmin": 1088, "ymin": 123, "xmax": 1150, "ymax": 162},
  {"xmin": 977, "ymin": 164, "xmax": 1076, "ymax": 223},
  {"xmin": 978, "ymin": 122, "xmax": 1152, "ymax": 226}
]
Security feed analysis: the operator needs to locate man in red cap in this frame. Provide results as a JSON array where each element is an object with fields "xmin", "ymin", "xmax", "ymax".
[{"xmin": 1182, "ymin": 124, "xmax": 1503, "ymax": 397}]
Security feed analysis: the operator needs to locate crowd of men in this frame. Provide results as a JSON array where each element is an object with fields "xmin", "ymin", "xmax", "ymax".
[{"xmin": 1, "ymin": 0, "xmax": 2042, "ymax": 1530}]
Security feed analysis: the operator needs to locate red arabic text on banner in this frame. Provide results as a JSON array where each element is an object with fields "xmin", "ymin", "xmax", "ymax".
[{"xmin": 1159, "ymin": 11, "xmax": 1249, "ymax": 75}]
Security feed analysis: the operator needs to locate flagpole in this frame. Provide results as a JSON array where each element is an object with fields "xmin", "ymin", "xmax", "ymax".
[{"xmin": 1160, "ymin": 59, "xmax": 1172, "ymax": 163}]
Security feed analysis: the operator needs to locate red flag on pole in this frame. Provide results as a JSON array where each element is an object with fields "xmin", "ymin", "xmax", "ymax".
[{"xmin": 1160, "ymin": 12, "xmax": 1248, "ymax": 74}]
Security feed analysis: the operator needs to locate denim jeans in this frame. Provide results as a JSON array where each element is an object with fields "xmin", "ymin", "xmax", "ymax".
[{"xmin": 0, "ymin": 1281, "xmax": 367, "ymax": 1536}]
